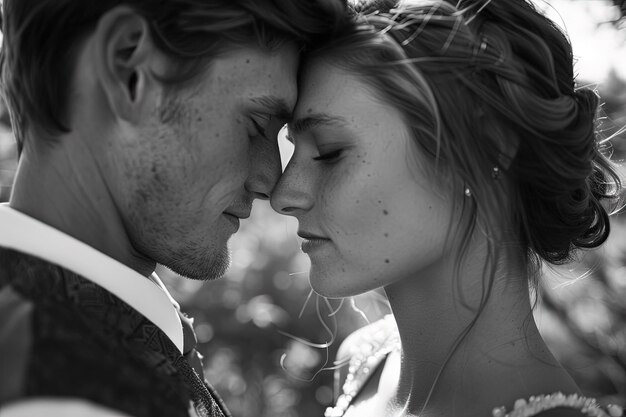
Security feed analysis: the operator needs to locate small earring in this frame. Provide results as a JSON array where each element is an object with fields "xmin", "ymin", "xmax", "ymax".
[
  {"xmin": 491, "ymin": 166, "xmax": 500, "ymax": 180},
  {"xmin": 464, "ymin": 187, "xmax": 472, "ymax": 197}
]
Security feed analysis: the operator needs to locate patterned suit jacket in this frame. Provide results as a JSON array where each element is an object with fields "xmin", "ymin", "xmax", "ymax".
[{"xmin": 0, "ymin": 247, "xmax": 230, "ymax": 417}]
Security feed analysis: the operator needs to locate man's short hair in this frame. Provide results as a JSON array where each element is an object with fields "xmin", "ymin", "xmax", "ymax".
[{"xmin": 0, "ymin": 0, "xmax": 347, "ymax": 150}]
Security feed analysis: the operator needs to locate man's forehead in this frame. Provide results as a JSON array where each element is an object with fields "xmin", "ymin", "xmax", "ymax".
[{"xmin": 209, "ymin": 43, "xmax": 298, "ymax": 119}]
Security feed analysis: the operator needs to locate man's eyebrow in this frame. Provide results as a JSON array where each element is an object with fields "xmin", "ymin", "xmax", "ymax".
[
  {"xmin": 289, "ymin": 114, "xmax": 348, "ymax": 135},
  {"xmin": 250, "ymin": 96, "xmax": 292, "ymax": 120}
]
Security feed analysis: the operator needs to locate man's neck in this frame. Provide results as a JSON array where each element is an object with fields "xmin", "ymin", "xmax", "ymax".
[{"xmin": 10, "ymin": 139, "xmax": 156, "ymax": 277}]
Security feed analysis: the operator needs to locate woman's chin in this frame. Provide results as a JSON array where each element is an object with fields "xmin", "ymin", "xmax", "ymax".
[
  {"xmin": 309, "ymin": 272, "xmax": 344, "ymax": 299},
  {"xmin": 309, "ymin": 269, "xmax": 369, "ymax": 299}
]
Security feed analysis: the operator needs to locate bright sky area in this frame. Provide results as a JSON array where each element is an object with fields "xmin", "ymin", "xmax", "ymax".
[{"xmin": 536, "ymin": 0, "xmax": 625, "ymax": 83}]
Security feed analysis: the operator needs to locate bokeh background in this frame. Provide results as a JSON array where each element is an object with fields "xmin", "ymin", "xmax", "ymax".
[{"xmin": 0, "ymin": 1, "xmax": 625, "ymax": 416}]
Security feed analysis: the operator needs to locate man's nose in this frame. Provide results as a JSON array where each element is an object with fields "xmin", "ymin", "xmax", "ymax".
[{"xmin": 245, "ymin": 136, "xmax": 282, "ymax": 200}]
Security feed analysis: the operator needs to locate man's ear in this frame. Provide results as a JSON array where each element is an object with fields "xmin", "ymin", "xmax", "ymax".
[{"xmin": 92, "ymin": 6, "xmax": 160, "ymax": 124}]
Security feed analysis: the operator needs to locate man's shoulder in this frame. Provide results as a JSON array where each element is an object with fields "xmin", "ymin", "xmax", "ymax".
[
  {"xmin": 0, "ymin": 249, "xmax": 191, "ymax": 417},
  {"xmin": 0, "ymin": 279, "xmax": 191, "ymax": 417},
  {"xmin": 0, "ymin": 285, "xmax": 33, "ymax": 404},
  {"xmin": 0, "ymin": 246, "xmax": 61, "ymax": 288},
  {"xmin": 0, "ymin": 399, "xmax": 134, "ymax": 417}
]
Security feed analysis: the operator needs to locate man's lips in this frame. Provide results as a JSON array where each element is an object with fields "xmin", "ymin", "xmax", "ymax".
[
  {"xmin": 297, "ymin": 231, "xmax": 328, "ymax": 240},
  {"xmin": 223, "ymin": 213, "xmax": 240, "ymax": 228},
  {"xmin": 224, "ymin": 209, "xmax": 251, "ymax": 220},
  {"xmin": 223, "ymin": 210, "xmax": 250, "ymax": 230}
]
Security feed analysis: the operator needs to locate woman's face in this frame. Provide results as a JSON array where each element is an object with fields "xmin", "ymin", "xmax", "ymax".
[{"xmin": 271, "ymin": 59, "xmax": 454, "ymax": 298}]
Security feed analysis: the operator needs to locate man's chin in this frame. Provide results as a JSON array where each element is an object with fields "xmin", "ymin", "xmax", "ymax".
[{"xmin": 166, "ymin": 248, "xmax": 231, "ymax": 281}]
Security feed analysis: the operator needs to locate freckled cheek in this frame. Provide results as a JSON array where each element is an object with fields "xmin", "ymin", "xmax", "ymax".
[
  {"xmin": 212, "ymin": 158, "xmax": 248, "ymax": 193},
  {"xmin": 319, "ymin": 164, "xmax": 383, "ymax": 237},
  {"xmin": 208, "ymin": 119, "xmax": 250, "ymax": 167},
  {"xmin": 184, "ymin": 140, "xmax": 248, "ymax": 203}
]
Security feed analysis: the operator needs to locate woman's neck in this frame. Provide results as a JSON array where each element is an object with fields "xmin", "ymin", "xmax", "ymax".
[{"xmin": 383, "ymin": 245, "xmax": 579, "ymax": 417}]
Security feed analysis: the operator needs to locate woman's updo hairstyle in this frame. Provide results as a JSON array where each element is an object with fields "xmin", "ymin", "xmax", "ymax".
[
  {"xmin": 306, "ymin": 0, "xmax": 623, "ymax": 276},
  {"xmin": 455, "ymin": 0, "xmax": 621, "ymax": 265}
]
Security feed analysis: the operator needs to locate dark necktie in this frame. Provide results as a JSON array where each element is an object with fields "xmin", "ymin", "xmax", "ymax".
[
  {"xmin": 178, "ymin": 310, "xmax": 231, "ymax": 417},
  {"xmin": 180, "ymin": 311, "xmax": 205, "ymax": 378}
]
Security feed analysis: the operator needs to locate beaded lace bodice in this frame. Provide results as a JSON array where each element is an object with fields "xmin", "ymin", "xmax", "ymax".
[
  {"xmin": 324, "ymin": 315, "xmax": 624, "ymax": 417},
  {"xmin": 325, "ymin": 315, "xmax": 400, "ymax": 417}
]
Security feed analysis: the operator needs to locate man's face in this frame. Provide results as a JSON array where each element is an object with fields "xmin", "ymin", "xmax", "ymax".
[{"xmin": 113, "ymin": 43, "xmax": 298, "ymax": 280}]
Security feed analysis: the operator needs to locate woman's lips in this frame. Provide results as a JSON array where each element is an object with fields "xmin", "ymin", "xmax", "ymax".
[{"xmin": 300, "ymin": 237, "xmax": 330, "ymax": 253}]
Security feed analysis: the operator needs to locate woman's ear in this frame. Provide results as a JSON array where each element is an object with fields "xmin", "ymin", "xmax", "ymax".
[{"xmin": 92, "ymin": 6, "xmax": 160, "ymax": 124}]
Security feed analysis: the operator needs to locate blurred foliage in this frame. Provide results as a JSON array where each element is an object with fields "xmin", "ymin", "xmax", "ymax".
[
  {"xmin": 0, "ymin": 3, "xmax": 624, "ymax": 415},
  {"xmin": 536, "ymin": 67, "xmax": 626, "ymax": 408},
  {"xmin": 611, "ymin": 0, "xmax": 625, "ymax": 23}
]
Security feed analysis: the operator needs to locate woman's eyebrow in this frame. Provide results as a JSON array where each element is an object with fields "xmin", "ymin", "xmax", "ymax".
[{"xmin": 289, "ymin": 114, "xmax": 348, "ymax": 135}]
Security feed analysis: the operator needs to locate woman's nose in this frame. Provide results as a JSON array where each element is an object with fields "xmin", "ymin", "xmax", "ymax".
[{"xmin": 270, "ymin": 160, "xmax": 313, "ymax": 216}]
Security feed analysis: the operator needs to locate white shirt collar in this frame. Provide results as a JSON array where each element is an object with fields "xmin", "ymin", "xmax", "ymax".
[{"xmin": 0, "ymin": 204, "xmax": 184, "ymax": 353}]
